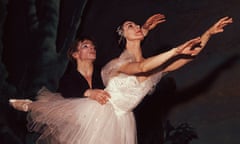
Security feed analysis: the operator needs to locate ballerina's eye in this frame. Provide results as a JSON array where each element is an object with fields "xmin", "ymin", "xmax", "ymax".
[{"xmin": 128, "ymin": 24, "xmax": 133, "ymax": 28}]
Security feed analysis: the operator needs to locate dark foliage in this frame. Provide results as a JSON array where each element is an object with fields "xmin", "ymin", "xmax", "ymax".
[{"xmin": 164, "ymin": 120, "xmax": 198, "ymax": 144}]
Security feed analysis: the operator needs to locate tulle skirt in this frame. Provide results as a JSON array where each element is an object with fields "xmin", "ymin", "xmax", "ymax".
[{"xmin": 27, "ymin": 88, "xmax": 137, "ymax": 144}]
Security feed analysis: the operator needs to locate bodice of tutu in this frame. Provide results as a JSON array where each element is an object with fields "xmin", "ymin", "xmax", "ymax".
[
  {"xmin": 101, "ymin": 50, "xmax": 164, "ymax": 115},
  {"xmin": 104, "ymin": 73, "xmax": 154, "ymax": 114}
]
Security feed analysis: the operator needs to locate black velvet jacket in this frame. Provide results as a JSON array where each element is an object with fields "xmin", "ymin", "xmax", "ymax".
[{"xmin": 57, "ymin": 65, "xmax": 104, "ymax": 98}]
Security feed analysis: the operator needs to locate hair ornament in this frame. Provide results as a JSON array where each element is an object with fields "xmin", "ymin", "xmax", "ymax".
[{"xmin": 116, "ymin": 26, "xmax": 124, "ymax": 44}]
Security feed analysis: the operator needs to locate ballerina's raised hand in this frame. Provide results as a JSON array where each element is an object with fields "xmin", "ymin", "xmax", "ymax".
[{"xmin": 141, "ymin": 13, "xmax": 166, "ymax": 36}]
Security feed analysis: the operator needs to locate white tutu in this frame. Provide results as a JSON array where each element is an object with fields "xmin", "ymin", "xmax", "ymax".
[{"xmin": 27, "ymin": 88, "xmax": 136, "ymax": 144}]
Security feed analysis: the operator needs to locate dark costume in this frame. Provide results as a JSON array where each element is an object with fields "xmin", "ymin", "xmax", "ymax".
[{"xmin": 57, "ymin": 63, "xmax": 104, "ymax": 98}]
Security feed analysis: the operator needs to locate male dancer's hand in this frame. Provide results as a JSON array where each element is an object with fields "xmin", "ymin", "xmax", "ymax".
[{"xmin": 84, "ymin": 89, "xmax": 110, "ymax": 105}]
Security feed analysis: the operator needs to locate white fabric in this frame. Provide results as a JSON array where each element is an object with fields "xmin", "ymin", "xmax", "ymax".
[{"xmin": 27, "ymin": 50, "xmax": 163, "ymax": 144}]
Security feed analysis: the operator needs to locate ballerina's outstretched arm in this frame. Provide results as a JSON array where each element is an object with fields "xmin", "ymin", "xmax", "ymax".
[{"xmin": 162, "ymin": 16, "xmax": 233, "ymax": 72}]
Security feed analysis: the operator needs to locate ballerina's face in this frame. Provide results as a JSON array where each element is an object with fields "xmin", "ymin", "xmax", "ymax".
[{"xmin": 122, "ymin": 21, "xmax": 144, "ymax": 41}]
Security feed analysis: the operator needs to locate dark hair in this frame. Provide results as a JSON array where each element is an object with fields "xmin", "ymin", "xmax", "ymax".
[{"xmin": 67, "ymin": 35, "xmax": 96, "ymax": 66}]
